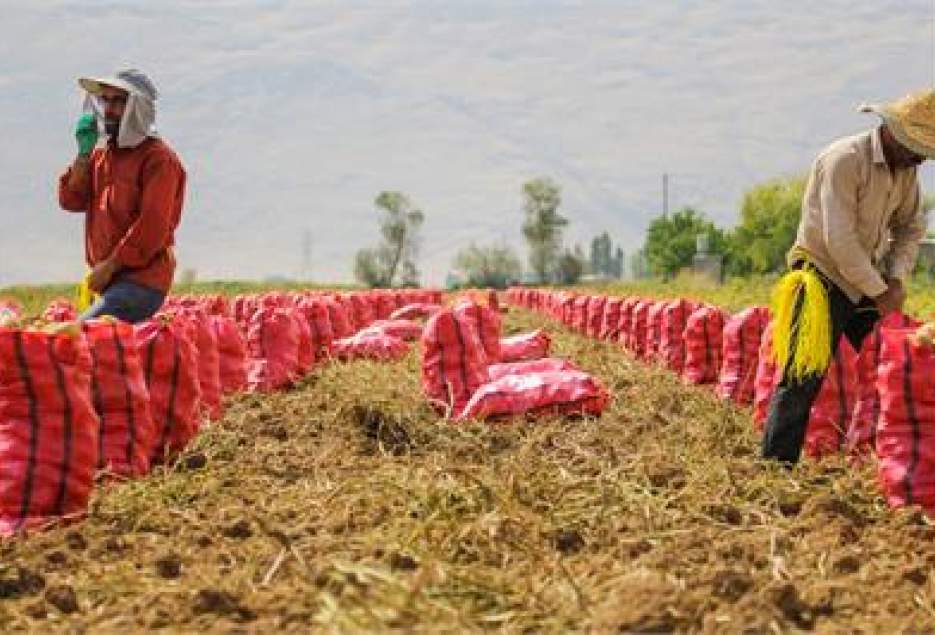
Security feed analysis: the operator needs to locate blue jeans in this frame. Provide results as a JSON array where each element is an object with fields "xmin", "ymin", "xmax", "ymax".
[{"xmin": 80, "ymin": 278, "xmax": 166, "ymax": 324}]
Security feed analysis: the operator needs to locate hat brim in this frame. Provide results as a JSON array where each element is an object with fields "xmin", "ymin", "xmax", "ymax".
[
  {"xmin": 78, "ymin": 76, "xmax": 134, "ymax": 96},
  {"xmin": 860, "ymin": 103, "xmax": 935, "ymax": 159}
]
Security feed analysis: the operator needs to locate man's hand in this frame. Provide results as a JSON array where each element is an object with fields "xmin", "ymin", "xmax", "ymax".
[
  {"xmin": 88, "ymin": 259, "xmax": 118, "ymax": 294},
  {"xmin": 874, "ymin": 278, "xmax": 907, "ymax": 315}
]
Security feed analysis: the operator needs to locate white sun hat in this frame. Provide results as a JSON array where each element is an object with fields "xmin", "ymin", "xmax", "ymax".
[{"xmin": 78, "ymin": 68, "xmax": 158, "ymax": 148}]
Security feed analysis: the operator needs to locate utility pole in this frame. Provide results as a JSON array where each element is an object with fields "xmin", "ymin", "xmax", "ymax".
[{"xmin": 662, "ymin": 173, "xmax": 669, "ymax": 218}]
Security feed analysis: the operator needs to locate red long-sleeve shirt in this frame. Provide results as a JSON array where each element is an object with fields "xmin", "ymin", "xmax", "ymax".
[{"xmin": 58, "ymin": 137, "xmax": 186, "ymax": 293}]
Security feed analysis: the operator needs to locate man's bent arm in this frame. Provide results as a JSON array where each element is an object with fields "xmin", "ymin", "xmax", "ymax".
[
  {"xmin": 58, "ymin": 155, "xmax": 92, "ymax": 212},
  {"xmin": 819, "ymin": 154, "xmax": 889, "ymax": 298}
]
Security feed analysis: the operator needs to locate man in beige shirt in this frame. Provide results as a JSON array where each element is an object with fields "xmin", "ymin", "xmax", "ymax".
[{"xmin": 762, "ymin": 89, "xmax": 935, "ymax": 464}]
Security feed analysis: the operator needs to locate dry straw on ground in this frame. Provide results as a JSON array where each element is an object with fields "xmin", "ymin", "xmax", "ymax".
[{"xmin": 0, "ymin": 309, "xmax": 933, "ymax": 632}]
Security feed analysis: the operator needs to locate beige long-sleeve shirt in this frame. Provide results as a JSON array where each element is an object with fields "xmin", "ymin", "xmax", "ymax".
[{"xmin": 790, "ymin": 128, "xmax": 926, "ymax": 303}]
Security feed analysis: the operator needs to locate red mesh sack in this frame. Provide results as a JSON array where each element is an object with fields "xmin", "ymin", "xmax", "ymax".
[
  {"xmin": 363, "ymin": 319, "xmax": 423, "ymax": 342},
  {"xmin": 752, "ymin": 323, "xmax": 779, "ymax": 429},
  {"xmin": 645, "ymin": 301, "xmax": 667, "ymax": 362},
  {"xmin": 43, "ymin": 300, "xmax": 78, "ymax": 323},
  {"xmin": 599, "ymin": 298, "xmax": 623, "ymax": 341},
  {"xmin": 347, "ymin": 293, "xmax": 376, "ymax": 331},
  {"xmin": 453, "ymin": 301, "xmax": 502, "ymax": 363},
  {"xmin": 628, "ymin": 300, "xmax": 652, "ymax": 357},
  {"xmin": 659, "ymin": 299, "xmax": 692, "ymax": 374},
  {"xmin": 753, "ymin": 324, "xmax": 858, "ymax": 459},
  {"xmin": 333, "ymin": 332, "xmax": 410, "ymax": 362},
  {"xmin": 804, "ymin": 338, "xmax": 858, "ymax": 458},
  {"xmin": 291, "ymin": 310, "xmax": 314, "ymax": 376},
  {"xmin": 618, "ymin": 299, "xmax": 638, "ymax": 346},
  {"xmin": 0, "ymin": 327, "xmax": 100, "ymax": 535},
  {"xmin": 297, "ymin": 298, "xmax": 334, "ymax": 362},
  {"xmin": 456, "ymin": 370, "xmax": 610, "ymax": 421},
  {"xmin": 848, "ymin": 312, "xmax": 920, "ymax": 457},
  {"xmin": 500, "ymin": 329, "xmax": 551, "ymax": 363},
  {"xmin": 876, "ymin": 327, "xmax": 935, "ymax": 513},
  {"xmin": 83, "ymin": 319, "xmax": 155, "ymax": 478},
  {"xmin": 572, "ymin": 296, "xmax": 589, "ymax": 333},
  {"xmin": 135, "ymin": 316, "xmax": 202, "ymax": 463},
  {"xmin": 586, "ymin": 296, "xmax": 607, "ymax": 339},
  {"xmin": 487, "ymin": 358, "xmax": 578, "ymax": 382},
  {"xmin": 212, "ymin": 315, "xmax": 248, "ymax": 394},
  {"xmin": 683, "ymin": 305, "xmax": 727, "ymax": 385},
  {"xmin": 716, "ymin": 306, "xmax": 769, "ymax": 405},
  {"xmin": 421, "ymin": 309, "xmax": 488, "ymax": 417},
  {"xmin": 245, "ymin": 308, "xmax": 300, "ymax": 393},
  {"xmin": 322, "ymin": 297, "xmax": 354, "ymax": 340},
  {"xmin": 178, "ymin": 309, "xmax": 223, "ymax": 422}
]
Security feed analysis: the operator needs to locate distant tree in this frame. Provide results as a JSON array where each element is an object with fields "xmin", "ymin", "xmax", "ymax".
[
  {"xmin": 589, "ymin": 232, "xmax": 612, "ymax": 276},
  {"xmin": 588, "ymin": 232, "xmax": 625, "ymax": 278},
  {"xmin": 612, "ymin": 246, "xmax": 625, "ymax": 278},
  {"xmin": 725, "ymin": 176, "xmax": 805, "ymax": 276},
  {"xmin": 353, "ymin": 191, "xmax": 425, "ymax": 288},
  {"xmin": 556, "ymin": 244, "xmax": 587, "ymax": 285},
  {"xmin": 452, "ymin": 243, "xmax": 522, "ymax": 289},
  {"xmin": 521, "ymin": 178, "xmax": 568, "ymax": 283},
  {"xmin": 643, "ymin": 207, "xmax": 727, "ymax": 279}
]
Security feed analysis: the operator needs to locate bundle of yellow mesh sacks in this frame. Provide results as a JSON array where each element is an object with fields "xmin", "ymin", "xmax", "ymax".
[{"xmin": 770, "ymin": 266, "xmax": 832, "ymax": 381}]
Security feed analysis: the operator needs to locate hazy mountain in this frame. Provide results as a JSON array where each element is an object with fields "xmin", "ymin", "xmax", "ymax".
[{"xmin": 2, "ymin": 0, "xmax": 933, "ymax": 286}]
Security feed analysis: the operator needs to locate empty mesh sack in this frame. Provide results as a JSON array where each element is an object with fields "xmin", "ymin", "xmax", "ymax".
[
  {"xmin": 0, "ymin": 327, "xmax": 100, "ymax": 535},
  {"xmin": 421, "ymin": 309, "xmax": 488, "ymax": 417},
  {"xmin": 333, "ymin": 331, "xmax": 410, "ymax": 362},
  {"xmin": 876, "ymin": 327, "xmax": 935, "ymax": 514},
  {"xmin": 83, "ymin": 319, "xmax": 155, "ymax": 478},
  {"xmin": 716, "ymin": 306, "xmax": 770, "ymax": 405},
  {"xmin": 390, "ymin": 303, "xmax": 443, "ymax": 321},
  {"xmin": 136, "ymin": 316, "xmax": 202, "ymax": 462},
  {"xmin": 500, "ymin": 329, "xmax": 551, "ymax": 363},
  {"xmin": 682, "ymin": 305, "xmax": 727, "ymax": 385},
  {"xmin": 457, "ymin": 370, "xmax": 610, "ymax": 421},
  {"xmin": 362, "ymin": 319, "xmax": 424, "ymax": 342},
  {"xmin": 487, "ymin": 357, "xmax": 578, "ymax": 382}
]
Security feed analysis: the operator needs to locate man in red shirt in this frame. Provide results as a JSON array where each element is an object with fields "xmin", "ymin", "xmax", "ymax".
[{"xmin": 59, "ymin": 68, "xmax": 186, "ymax": 323}]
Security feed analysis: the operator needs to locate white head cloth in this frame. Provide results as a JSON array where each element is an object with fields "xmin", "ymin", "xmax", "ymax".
[{"xmin": 79, "ymin": 68, "xmax": 158, "ymax": 149}]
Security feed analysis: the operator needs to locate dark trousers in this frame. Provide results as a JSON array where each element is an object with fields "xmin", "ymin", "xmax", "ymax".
[{"xmin": 760, "ymin": 276, "xmax": 880, "ymax": 464}]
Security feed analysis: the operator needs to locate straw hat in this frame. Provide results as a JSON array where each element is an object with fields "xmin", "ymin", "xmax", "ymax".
[{"xmin": 859, "ymin": 89, "xmax": 935, "ymax": 158}]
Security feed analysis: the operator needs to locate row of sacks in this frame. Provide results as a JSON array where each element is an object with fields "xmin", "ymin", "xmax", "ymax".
[
  {"xmin": 0, "ymin": 288, "xmax": 442, "ymax": 536},
  {"xmin": 507, "ymin": 288, "xmax": 935, "ymax": 516},
  {"xmin": 421, "ymin": 298, "xmax": 610, "ymax": 420}
]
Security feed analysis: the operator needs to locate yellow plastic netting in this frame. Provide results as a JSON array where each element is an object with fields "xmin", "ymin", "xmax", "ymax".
[
  {"xmin": 75, "ymin": 273, "xmax": 99, "ymax": 313},
  {"xmin": 770, "ymin": 266, "xmax": 832, "ymax": 381}
]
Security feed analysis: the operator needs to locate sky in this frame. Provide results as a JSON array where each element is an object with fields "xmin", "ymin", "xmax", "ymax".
[{"xmin": 2, "ymin": 0, "xmax": 934, "ymax": 286}]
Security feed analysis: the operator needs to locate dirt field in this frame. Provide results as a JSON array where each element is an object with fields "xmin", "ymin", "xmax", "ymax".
[{"xmin": 0, "ymin": 307, "xmax": 933, "ymax": 632}]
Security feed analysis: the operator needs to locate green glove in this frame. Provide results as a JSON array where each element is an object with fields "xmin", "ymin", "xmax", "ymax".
[{"xmin": 75, "ymin": 113, "xmax": 98, "ymax": 156}]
